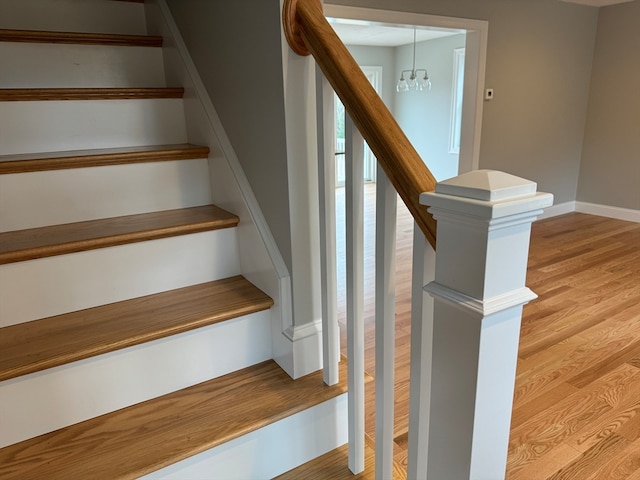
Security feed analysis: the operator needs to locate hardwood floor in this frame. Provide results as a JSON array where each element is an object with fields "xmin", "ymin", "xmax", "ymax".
[{"xmin": 336, "ymin": 184, "xmax": 640, "ymax": 478}]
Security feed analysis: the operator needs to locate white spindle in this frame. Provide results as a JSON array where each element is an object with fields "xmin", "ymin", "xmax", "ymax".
[
  {"xmin": 374, "ymin": 167, "xmax": 396, "ymax": 480},
  {"xmin": 345, "ymin": 115, "xmax": 365, "ymax": 474},
  {"xmin": 315, "ymin": 69, "xmax": 340, "ymax": 386},
  {"xmin": 407, "ymin": 227, "xmax": 436, "ymax": 480}
]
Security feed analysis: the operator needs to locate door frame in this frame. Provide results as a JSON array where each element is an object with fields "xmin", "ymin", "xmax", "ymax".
[{"xmin": 323, "ymin": 4, "xmax": 488, "ymax": 175}]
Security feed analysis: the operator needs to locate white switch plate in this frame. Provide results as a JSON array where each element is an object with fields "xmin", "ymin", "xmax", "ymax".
[{"xmin": 485, "ymin": 88, "xmax": 494, "ymax": 100}]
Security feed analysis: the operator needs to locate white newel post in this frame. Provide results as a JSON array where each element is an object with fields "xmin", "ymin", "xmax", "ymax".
[{"xmin": 420, "ymin": 170, "xmax": 553, "ymax": 479}]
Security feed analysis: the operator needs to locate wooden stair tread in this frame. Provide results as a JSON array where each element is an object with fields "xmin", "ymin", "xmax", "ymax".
[
  {"xmin": 275, "ymin": 434, "xmax": 407, "ymax": 480},
  {"xmin": 0, "ymin": 143, "xmax": 210, "ymax": 174},
  {"xmin": 0, "ymin": 275, "xmax": 273, "ymax": 382},
  {"xmin": 0, "ymin": 87, "xmax": 184, "ymax": 101},
  {"xmin": 0, "ymin": 358, "xmax": 347, "ymax": 479},
  {"xmin": 0, "ymin": 205, "xmax": 239, "ymax": 264},
  {"xmin": 0, "ymin": 29, "xmax": 162, "ymax": 47}
]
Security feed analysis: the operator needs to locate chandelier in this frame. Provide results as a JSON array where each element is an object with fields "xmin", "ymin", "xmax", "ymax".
[{"xmin": 396, "ymin": 29, "xmax": 431, "ymax": 92}]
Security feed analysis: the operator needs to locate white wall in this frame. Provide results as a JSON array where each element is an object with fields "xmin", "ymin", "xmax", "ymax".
[{"xmin": 395, "ymin": 34, "xmax": 466, "ymax": 181}]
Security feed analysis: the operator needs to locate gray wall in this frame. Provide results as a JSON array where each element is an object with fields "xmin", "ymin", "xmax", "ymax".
[
  {"xmin": 344, "ymin": 44, "xmax": 396, "ymax": 110},
  {"xmin": 395, "ymin": 34, "xmax": 466, "ymax": 181},
  {"xmin": 328, "ymin": 0, "xmax": 599, "ymax": 205},
  {"xmin": 165, "ymin": 0, "xmax": 293, "ymax": 270},
  {"xmin": 577, "ymin": 0, "xmax": 640, "ymax": 210}
]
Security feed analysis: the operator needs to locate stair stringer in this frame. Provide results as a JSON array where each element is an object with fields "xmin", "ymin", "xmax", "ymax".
[{"xmin": 145, "ymin": 0, "xmax": 324, "ymax": 380}]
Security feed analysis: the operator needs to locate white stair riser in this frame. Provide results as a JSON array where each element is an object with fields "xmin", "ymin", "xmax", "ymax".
[
  {"xmin": 0, "ymin": 99, "xmax": 188, "ymax": 155},
  {"xmin": 0, "ymin": 0, "xmax": 147, "ymax": 34},
  {"xmin": 0, "ymin": 310, "xmax": 272, "ymax": 449},
  {"xmin": 0, "ymin": 160, "xmax": 212, "ymax": 232},
  {"xmin": 0, "ymin": 229, "xmax": 241, "ymax": 326},
  {"xmin": 0, "ymin": 43, "xmax": 166, "ymax": 88},
  {"xmin": 143, "ymin": 394, "xmax": 348, "ymax": 480}
]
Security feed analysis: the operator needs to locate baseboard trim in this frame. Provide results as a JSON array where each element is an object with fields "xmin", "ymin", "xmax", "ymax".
[
  {"xmin": 575, "ymin": 201, "xmax": 640, "ymax": 223},
  {"xmin": 537, "ymin": 200, "xmax": 639, "ymax": 223},
  {"xmin": 537, "ymin": 201, "xmax": 575, "ymax": 220}
]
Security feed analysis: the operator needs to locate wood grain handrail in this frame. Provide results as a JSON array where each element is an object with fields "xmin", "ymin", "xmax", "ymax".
[{"xmin": 283, "ymin": 0, "xmax": 437, "ymax": 248}]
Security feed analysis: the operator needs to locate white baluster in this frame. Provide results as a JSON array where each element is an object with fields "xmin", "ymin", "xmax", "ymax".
[
  {"xmin": 345, "ymin": 115, "xmax": 365, "ymax": 474},
  {"xmin": 374, "ymin": 167, "xmax": 396, "ymax": 480},
  {"xmin": 407, "ymin": 226, "xmax": 436, "ymax": 480},
  {"xmin": 315, "ymin": 69, "xmax": 339, "ymax": 386}
]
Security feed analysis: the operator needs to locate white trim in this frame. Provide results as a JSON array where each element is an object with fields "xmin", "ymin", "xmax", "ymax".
[
  {"xmin": 537, "ymin": 201, "xmax": 576, "ymax": 220},
  {"xmin": 448, "ymin": 47, "xmax": 465, "ymax": 155},
  {"xmin": 323, "ymin": 4, "xmax": 489, "ymax": 174},
  {"xmin": 424, "ymin": 282, "xmax": 537, "ymax": 316},
  {"xmin": 535, "ymin": 200, "xmax": 640, "ymax": 223},
  {"xmin": 576, "ymin": 201, "xmax": 640, "ymax": 223},
  {"xmin": 284, "ymin": 318, "xmax": 322, "ymax": 341}
]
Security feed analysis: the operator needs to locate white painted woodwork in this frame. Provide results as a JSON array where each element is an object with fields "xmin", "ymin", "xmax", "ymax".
[
  {"xmin": 374, "ymin": 167, "xmax": 396, "ymax": 480},
  {"xmin": 0, "ymin": 99, "xmax": 188, "ymax": 155},
  {"xmin": 345, "ymin": 115, "xmax": 365, "ymax": 474},
  {"xmin": 0, "ymin": 43, "xmax": 166, "ymax": 88},
  {"xmin": 142, "ymin": 394, "xmax": 348, "ymax": 480},
  {"xmin": 0, "ymin": 0, "xmax": 147, "ymax": 34},
  {"xmin": 420, "ymin": 170, "xmax": 553, "ymax": 478},
  {"xmin": 316, "ymin": 70, "xmax": 339, "ymax": 386},
  {"xmin": 407, "ymin": 229, "xmax": 436, "ymax": 480},
  {"xmin": 0, "ymin": 159, "xmax": 211, "ymax": 231},
  {"xmin": 148, "ymin": 1, "xmax": 308, "ymax": 379},
  {"xmin": 0, "ymin": 229, "xmax": 240, "ymax": 326},
  {"xmin": 0, "ymin": 310, "xmax": 271, "ymax": 448}
]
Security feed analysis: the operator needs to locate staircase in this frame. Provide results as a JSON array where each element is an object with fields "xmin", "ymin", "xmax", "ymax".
[{"xmin": 0, "ymin": 1, "xmax": 346, "ymax": 477}]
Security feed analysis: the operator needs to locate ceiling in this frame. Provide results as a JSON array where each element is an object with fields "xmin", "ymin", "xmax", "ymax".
[
  {"xmin": 328, "ymin": 0, "xmax": 635, "ymax": 47},
  {"xmin": 327, "ymin": 20, "xmax": 460, "ymax": 47}
]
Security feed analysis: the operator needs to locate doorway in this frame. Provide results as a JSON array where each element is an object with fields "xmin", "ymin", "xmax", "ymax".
[{"xmin": 323, "ymin": 4, "xmax": 488, "ymax": 175}]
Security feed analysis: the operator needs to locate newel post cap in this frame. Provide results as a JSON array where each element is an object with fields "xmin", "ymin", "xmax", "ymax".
[{"xmin": 420, "ymin": 170, "xmax": 553, "ymax": 220}]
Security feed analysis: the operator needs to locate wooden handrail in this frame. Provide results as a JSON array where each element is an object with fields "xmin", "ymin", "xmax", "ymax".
[{"xmin": 283, "ymin": 0, "xmax": 437, "ymax": 248}]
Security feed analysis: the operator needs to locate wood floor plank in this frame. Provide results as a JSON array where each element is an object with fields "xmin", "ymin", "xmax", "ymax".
[
  {"xmin": 0, "ymin": 275, "xmax": 272, "ymax": 381},
  {"xmin": 0, "ymin": 205, "xmax": 238, "ymax": 264},
  {"xmin": 0, "ymin": 29, "xmax": 162, "ymax": 46},
  {"xmin": 0, "ymin": 144, "xmax": 210, "ymax": 174},
  {"xmin": 507, "ymin": 443, "xmax": 583, "ymax": 480},
  {"xmin": 507, "ymin": 362, "xmax": 640, "ymax": 474},
  {"xmin": 583, "ymin": 437, "xmax": 640, "ymax": 480},
  {"xmin": 0, "ymin": 358, "xmax": 347, "ymax": 479},
  {"xmin": 547, "ymin": 434, "xmax": 629, "ymax": 480},
  {"xmin": 0, "ymin": 87, "xmax": 184, "ymax": 101},
  {"xmin": 510, "ymin": 381, "xmax": 579, "ymax": 430}
]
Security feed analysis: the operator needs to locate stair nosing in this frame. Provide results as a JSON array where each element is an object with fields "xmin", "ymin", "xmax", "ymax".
[
  {"xmin": 0, "ymin": 275, "xmax": 273, "ymax": 382},
  {"xmin": 0, "ymin": 144, "xmax": 210, "ymax": 174},
  {"xmin": 0, "ymin": 87, "xmax": 184, "ymax": 101},
  {"xmin": 0, "ymin": 205, "xmax": 239, "ymax": 265},
  {"xmin": 0, "ymin": 358, "xmax": 346, "ymax": 479},
  {"xmin": 0, "ymin": 28, "xmax": 163, "ymax": 47}
]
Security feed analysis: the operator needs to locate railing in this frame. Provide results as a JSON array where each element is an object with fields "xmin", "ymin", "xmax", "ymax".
[
  {"xmin": 283, "ymin": 0, "xmax": 437, "ymax": 248},
  {"xmin": 284, "ymin": 0, "xmax": 552, "ymax": 478}
]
